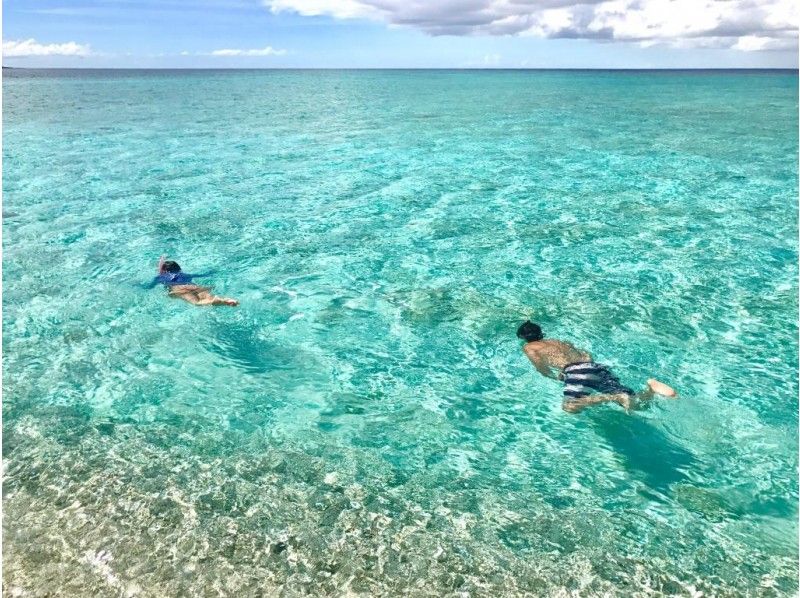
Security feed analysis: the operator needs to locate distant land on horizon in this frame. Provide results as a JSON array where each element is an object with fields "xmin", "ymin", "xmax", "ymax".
[{"xmin": 3, "ymin": 66, "xmax": 798, "ymax": 72}]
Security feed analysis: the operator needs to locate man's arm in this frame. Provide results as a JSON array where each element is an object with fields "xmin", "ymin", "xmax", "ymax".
[
  {"xmin": 144, "ymin": 276, "xmax": 161, "ymax": 290},
  {"xmin": 523, "ymin": 347, "xmax": 560, "ymax": 380}
]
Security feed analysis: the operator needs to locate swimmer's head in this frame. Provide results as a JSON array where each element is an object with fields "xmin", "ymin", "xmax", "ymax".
[
  {"xmin": 517, "ymin": 320, "xmax": 543, "ymax": 342},
  {"xmin": 162, "ymin": 260, "xmax": 181, "ymax": 273}
]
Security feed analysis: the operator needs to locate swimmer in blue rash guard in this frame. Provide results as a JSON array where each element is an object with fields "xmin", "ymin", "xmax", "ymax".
[
  {"xmin": 517, "ymin": 321, "xmax": 676, "ymax": 413},
  {"xmin": 149, "ymin": 256, "xmax": 238, "ymax": 307}
]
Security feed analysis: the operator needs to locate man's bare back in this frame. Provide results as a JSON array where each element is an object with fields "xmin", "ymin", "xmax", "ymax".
[
  {"xmin": 522, "ymin": 339, "xmax": 591, "ymax": 380},
  {"xmin": 516, "ymin": 320, "xmax": 676, "ymax": 413}
]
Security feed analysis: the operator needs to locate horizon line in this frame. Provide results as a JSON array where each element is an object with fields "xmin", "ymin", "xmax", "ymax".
[{"xmin": 3, "ymin": 66, "xmax": 798, "ymax": 71}]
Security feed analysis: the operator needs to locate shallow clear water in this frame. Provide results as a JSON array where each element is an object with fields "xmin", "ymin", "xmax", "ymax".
[{"xmin": 3, "ymin": 69, "xmax": 798, "ymax": 596}]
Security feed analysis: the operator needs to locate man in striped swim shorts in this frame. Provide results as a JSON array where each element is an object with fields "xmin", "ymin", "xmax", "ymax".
[{"xmin": 516, "ymin": 321, "xmax": 677, "ymax": 413}]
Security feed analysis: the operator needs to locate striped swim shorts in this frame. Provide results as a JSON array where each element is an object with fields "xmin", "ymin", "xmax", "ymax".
[{"xmin": 562, "ymin": 361, "xmax": 634, "ymax": 403}]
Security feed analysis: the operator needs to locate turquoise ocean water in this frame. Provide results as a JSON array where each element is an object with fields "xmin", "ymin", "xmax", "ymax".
[{"xmin": 3, "ymin": 69, "xmax": 798, "ymax": 595}]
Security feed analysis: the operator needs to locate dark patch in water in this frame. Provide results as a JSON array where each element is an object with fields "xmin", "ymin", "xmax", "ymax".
[
  {"xmin": 227, "ymin": 415, "xmax": 259, "ymax": 434},
  {"xmin": 589, "ymin": 410, "xmax": 696, "ymax": 493},
  {"xmin": 204, "ymin": 320, "xmax": 297, "ymax": 374},
  {"xmin": 317, "ymin": 421, "xmax": 340, "ymax": 432},
  {"xmin": 95, "ymin": 422, "xmax": 115, "ymax": 436},
  {"xmin": 320, "ymin": 392, "xmax": 368, "ymax": 418}
]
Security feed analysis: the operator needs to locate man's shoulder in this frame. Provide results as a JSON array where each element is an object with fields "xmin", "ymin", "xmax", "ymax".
[
  {"xmin": 523, "ymin": 341, "xmax": 544, "ymax": 353},
  {"xmin": 525, "ymin": 339, "xmax": 568, "ymax": 352}
]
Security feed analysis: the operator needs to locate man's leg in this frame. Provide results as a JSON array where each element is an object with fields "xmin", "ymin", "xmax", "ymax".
[
  {"xmin": 616, "ymin": 379, "xmax": 678, "ymax": 411},
  {"xmin": 635, "ymin": 379, "xmax": 678, "ymax": 403},
  {"xmin": 563, "ymin": 393, "xmax": 631, "ymax": 413}
]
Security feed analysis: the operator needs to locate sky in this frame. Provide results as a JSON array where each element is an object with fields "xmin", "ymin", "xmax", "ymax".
[{"xmin": 2, "ymin": 0, "xmax": 798, "ymax": 68}]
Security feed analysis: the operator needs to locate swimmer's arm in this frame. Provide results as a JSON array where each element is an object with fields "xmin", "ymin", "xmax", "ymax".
[
  {"xmin": 144, "ymin": 276, "xmax": 162, "ymax": 289},
  {"xmin": 523, "ymin": 347, "xmax": 560, "ymax": 380}
]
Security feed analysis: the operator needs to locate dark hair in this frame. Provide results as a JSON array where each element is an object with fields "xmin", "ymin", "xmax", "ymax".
[
  {"xmin": 162, "ymin": 260, "xmax": 181, "ymax": 273},
  {"xmin": 517, "ymin": 320, "xmax": 543, "ymax": 342}
]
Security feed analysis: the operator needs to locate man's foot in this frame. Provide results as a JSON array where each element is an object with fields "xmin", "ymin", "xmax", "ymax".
[
  {"xmin": 647, "ymin": 379, "xmax": 677, "ymax": 398},
  {"xmin": 220, "ymin": 298, "xmax": 239, "ymax": 307}
]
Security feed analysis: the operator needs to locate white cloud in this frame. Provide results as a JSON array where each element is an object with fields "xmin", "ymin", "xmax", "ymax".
[
  {"xmin": 265, "ymin": 0, "xmax": 798, "ymax": 50},
  {"xmin": 269, "ymin": 0, "xmax": 375, "ymax": 20},
  {"xmin": 210, "ymin": 45, "xmax": 287, "ymax": 56},
  {"xmin": 3, "ymin": 38, "xmax": 91, "ymax": 57},
  {"xmin": 733, "ymin": 34, "xmax": 797, "ymax": 51}
]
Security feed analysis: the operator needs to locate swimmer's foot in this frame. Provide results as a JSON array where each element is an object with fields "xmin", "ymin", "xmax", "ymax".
[
  {"xmin": 647, "ymin": 379, "xmax": 677, "ymax": 398},
  {"xmin": 207, "ymin": 297, "xmax": 239, "ymax": 307}
]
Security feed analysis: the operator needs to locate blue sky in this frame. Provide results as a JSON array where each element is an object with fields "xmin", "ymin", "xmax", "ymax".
[{"xmin": 3, "ymin": 0, "xmax": 798, "ymax": 68}]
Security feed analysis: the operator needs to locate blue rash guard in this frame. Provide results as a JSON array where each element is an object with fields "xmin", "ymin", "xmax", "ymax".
[{"xmin": 146, "ymin": 271, "xmax": 213, "ymax": 289}]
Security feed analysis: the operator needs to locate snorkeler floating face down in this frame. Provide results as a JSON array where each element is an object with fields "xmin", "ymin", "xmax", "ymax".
[
  {"xmin": 517, "ymin": 319, "xmax": 677, "ymax": 414},
  {"xmin": 150, "ymin": 255, "xmax": 239, "ymax": 307}
]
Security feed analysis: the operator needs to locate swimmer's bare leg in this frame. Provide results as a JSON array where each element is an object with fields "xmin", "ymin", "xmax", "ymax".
[
  {"xmin": 563, "ymin": 393, "xmax": 632, "ymax": 414},
  {"xmin": 170, "ymin": 293, "xmax": 200, "ymax": 305},
  {"xmin": 621, "ymin": 379, "xmax": 678, "ymax": 411},
  {"xmin": 635, "ymin": 379, "xmax": 678, "ymax": 403},
  {"xmin": 170, "ymin": 290, "xmax": 202, "ymax": 305},
  {"xmin": 566, "ymin": 380, "xmax": 677, "ymax": 414},
  {"xmin": 196, "ymin": 290, "xmax": 239, "ymax": 307}
]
